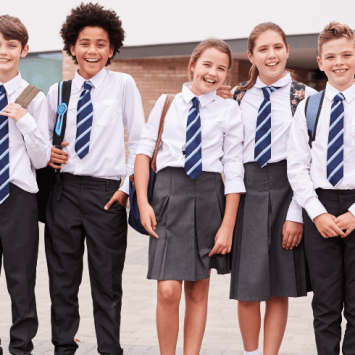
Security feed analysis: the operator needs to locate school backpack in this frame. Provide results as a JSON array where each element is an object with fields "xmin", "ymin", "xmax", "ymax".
[
  {"xmin": 304, "ymin": 91, "xmax": 325, "ymax": 148},
  {"xmin": 233, "ymin": 80, "xmax": 306, "ymax": 116},
  {"xmin": 36, "ymin": 80, "xmax": 72, "ymax": 223}
]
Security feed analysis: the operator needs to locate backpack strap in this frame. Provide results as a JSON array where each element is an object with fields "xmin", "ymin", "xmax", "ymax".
[
  {"xmin": 232, "ymin": 81, "xmax": 248, "ymax": 105},
  {"xmin": 305, "ymin": 90, "xmax": 325, "ymax": 148},
  {"xmin": 15, "ymin": 85, "xmax": 41, "ymax": 108},
  {"xmin": 53, "ymin": 80, "xmax": 72, "ymax": 146},
  {"xmin": 290, "ymin": 81, "xmax": 306, "ymax": 116}
]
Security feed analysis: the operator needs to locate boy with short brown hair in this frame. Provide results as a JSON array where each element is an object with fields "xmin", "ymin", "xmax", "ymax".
[
  {"xmin": 288, "ymin": 22, "xmax": 355, "ymax": 355},
  {"xmin": 0, "ymin": 14, "xmax": 50, "ymax": 355}
]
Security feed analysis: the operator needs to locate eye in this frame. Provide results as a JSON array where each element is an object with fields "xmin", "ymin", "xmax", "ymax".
[
  {"xmin": 326, "ymin": 56, "xmax": 334, "ymax": 60},
  {"xmin": 204, "ymin": 63, "xmax": 210, "ymax": 67},
  {"xmin": 218, "ymin": 67, "xmax": 226, "ymax": 72}
]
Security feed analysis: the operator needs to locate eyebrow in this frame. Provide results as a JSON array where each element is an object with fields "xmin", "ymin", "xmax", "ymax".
[
  {"xmin": 257, "ymin": 42, "xmax": 284, "ymax": 48},
  {"xmin": 79, "ymin": 38, "xmax": 108, "ymax": 43},
  {"xmin": 324, "ymin": 50, "xmax": 354, "ymax": 56}
]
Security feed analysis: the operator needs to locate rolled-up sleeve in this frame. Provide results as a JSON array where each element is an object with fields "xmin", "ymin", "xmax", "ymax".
[
  {"xmin": 222, "ymin": 102, "xmax": 245, "ymax": 195},
  {"xmin": 136, "ymin": 94, "xmax": 166, "ymax": 158}
]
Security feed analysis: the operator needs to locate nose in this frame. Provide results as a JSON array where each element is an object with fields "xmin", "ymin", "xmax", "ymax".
[
  {"xmin": 87, "ymin": 43, "xmax": 97, "ymax": 54},
  {"xmin": 334, "ymin": 55, "xmax": 344, "ymax": 66},
  {"xmin": 208, "ymin": 65, "xmax": 217, "ymax": 76},
  {"xmin": 268, "ymin": 48, "xmax": 276, "ymax": 58}
]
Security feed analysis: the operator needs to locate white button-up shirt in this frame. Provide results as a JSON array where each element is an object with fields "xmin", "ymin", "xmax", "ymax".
[
  {"xmin": 47, "ymin": 68, "xmax": 145, "ymax": 194},
  {"xmin": 136, "ymin": 83, "xmax": 245, "ymax": 195},
  {"xmin": 2, "ymin": 72, "xmax": 50, "ymax": 193},
  {"xmin": 235, "ymin": 74, "xmax": 317, "ymax": 223},
  {"xmin": 288, "ymin": 82, "xmax": 355, "ymax": 221}
]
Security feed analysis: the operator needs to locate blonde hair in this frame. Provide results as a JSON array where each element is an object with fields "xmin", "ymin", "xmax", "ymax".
[
  {"xmin": 187, "ymin": 38, "xmax": 233, "ymax": 84},
  {"xmin": 318, "ymin": 22, "xmax": 355, "ymax": 56},
  {"xmin": 240, "ymin": 22, "xmax": 289, "ymax": 91}
]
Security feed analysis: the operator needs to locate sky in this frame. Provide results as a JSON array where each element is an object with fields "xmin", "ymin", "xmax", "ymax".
[{"xmin": 2, "ymin": 0, "xmax": 355, "ymax": 53}]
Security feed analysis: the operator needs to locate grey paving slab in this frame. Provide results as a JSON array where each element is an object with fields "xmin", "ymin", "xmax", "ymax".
[{"xmin": 0, "ymin": 220, "xmax": 336, "ymax": 354}]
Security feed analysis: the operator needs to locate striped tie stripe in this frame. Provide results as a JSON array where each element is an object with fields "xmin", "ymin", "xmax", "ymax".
[
  {"xmin": 254, "ymin": 86, "xmax": 279, "ymax": 167},
  {"xmin": 75, "ymin": 81, "xmax": 94, "ymax": 159},
  {"xmin": 327, "ymin": 93, "xmax": 345, "ymax": 187},
  {"xmin": 184, "ymin": 97, "xmax": 202, "ymax": 179},
  {"xmin": 0, "ymin": 84, "xmax": 9, "ymax": 205}
]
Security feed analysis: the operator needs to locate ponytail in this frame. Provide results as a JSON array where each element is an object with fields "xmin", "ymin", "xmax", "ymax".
[{"xmin": 239, "ymin": 63, "xmax": 258, "ymax": 91}]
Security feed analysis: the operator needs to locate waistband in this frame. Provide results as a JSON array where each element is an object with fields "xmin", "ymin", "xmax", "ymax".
[
  {"xmin": 316, "ymin": 188, "xmax": 355, "ymax": 199},
  {"xmin": 58, "ymin": 173, "xmax": 121, "ymax": 190}
]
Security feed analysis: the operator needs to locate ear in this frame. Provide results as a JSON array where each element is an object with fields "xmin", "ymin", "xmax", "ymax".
[
  {"xmin": 20, "ymin": 44, "xmax": 29, "ymax": 58},
  {"xmin": 70, "ymin": 44, "xmax": 76, "ymax": 57},
  {"xmin": 247, "ymin": 50, "xmax": 253, "ymax": 64},
  {"xmin": 190, "ymin": 61, "xmax": 196, "ymax": 73},
  {"xmin": 317, "ymin": 56, "xmax": 324, "ymax": 71},
  {"xmin": 286, "ymin": 44, "xmax": 290, "ymax": 59},
  {"xmin": 109, "ymin": 46, "xmax": 114, "ymax": 59}
]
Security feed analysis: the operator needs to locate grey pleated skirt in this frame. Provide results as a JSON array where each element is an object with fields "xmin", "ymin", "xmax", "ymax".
[
  {"xmin": 230, "ymin": 160, "xmax": 311, "ymax": 301},
  {"xmin": 148, "ymin": 167, "xmax": 230, "ymax": 281}
]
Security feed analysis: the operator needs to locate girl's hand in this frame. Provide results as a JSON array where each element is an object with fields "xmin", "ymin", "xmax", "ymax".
[
  {"xmin": 282, "ymin": 221, "xmax": 303, "ymax": 250},
  {"xmin": 216, "ymin": 85, "xmax": 233, "ymax": 99},
  {"xmin": 1, "ymin": 102, "xmax": 27, "ymax": 122},
  {"xmin": 105, "ymin": 190, "xmax": 128, "ymax": 209},
  {"xmin": 209, "ymin": 225, "xmax": 233, "ymax": 256},
  {"xmin": 139, "ymin": 203, "xmax": 158, "ymax": 238},
  {"xmin": 314, "ymin": 213, "xmax": 345, "ymax": 239},
  {"xmin": 48, "ymin": 142, "xmax": 69, "ymax": 169},
  {"xmin": 334, "ymin": 211, "xmax": 355, "ymax": 238}
]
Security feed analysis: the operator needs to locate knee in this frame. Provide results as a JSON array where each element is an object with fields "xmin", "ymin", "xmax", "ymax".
[
  {"xmin": 185, "ymin": 281, "xmax": 209, "ymax": 304},
  {"xmin": 158, "ymin": 284, "xmax": 181, "ymax": 304},
  {"xmin": 238, "ymin": 300, "xmax": 260, "ymax": 309}
]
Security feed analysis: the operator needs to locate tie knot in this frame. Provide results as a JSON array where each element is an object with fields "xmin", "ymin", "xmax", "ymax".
[
  {"xmin": 262, "ymin": 86, "xmax": 278, "ymax": 99},
  {"xmin": 84, "ymin": 81, "xmax": 93, "ymax": 91},
  {"xmin": 0, "ymin": 85, "xmax": 6, "ymax": 96},
  {"xmin": 192, "ymin": 97, "xmax": 199, "ymax": 107},
  {"xmin": 334, "ymin": 93, "xmax": 345, "ymax": 102}
]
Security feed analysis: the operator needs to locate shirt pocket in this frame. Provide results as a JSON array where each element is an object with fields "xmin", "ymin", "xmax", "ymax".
[{"xmin": 93, "ymin": 99, "xmax": 121, "ymax": 127}]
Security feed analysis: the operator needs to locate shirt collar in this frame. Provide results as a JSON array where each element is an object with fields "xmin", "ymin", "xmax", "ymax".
[
  {"xmin": 182, "ymin": 82, "xmax": 216, "ymax": 108},
  {"xmin": 73, "ymin": 67, "xmax": 107, "ymax": 91},
  {"xmin": 325, "ymin": 81, "xmax": 355, "ymax": 103},
  {"xmin": 1, "ymin": 72, "xmax": 22, "ymax": 95},
  {"xmin": 254, "ymin": 72, "xmax": 292, "ymax": 89}
]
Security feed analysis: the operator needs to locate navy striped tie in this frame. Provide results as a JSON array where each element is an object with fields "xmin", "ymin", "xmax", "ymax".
[
  {"xmin": 255, "ymin": 86, "xmax": 279, "ymax": 167},
  {"xmin": 327, "ymin": 93, "xmax": 345, "ymax": 187},
  {"xmin": 0, "ymin": 85, "xmax": 9, "ymax": 204},
  {"xmin": 75, "ymin": 81, "xmax": 94, "ymax": 159},
  {"xmin": 184, "ymin": 97, "xmax": 202, "ymax": 179}
]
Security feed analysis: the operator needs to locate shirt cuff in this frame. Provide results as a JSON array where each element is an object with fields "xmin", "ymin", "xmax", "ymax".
[
  {"xmin": 119, "ymin": 177, "xmax": 130, "ymax": 195},
  {"xmin": 286, "ymin": 207, "xmax": 303, "ymax": 224},
  {"xmin": 16, "ymin": 113, "xmax": 37, "ymax": 135},
  {"xmin": 224, "ymin": 181, "xmax": 246, "ymax": 195},
  {"xmin": 348, "ymin": 203, "xmax": 355, "ymax": 217},
  {"xmin": 305, "ymin": 196, "xmax": 328, "ymax": 221},
  {"xmin": 136, "ymin": 142, "xmax": 156, "ymax": 159}
]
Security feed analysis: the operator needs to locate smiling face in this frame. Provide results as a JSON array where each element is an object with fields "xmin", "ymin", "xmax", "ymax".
[
  {"xmin": 248, "ymin": 29, "xmax": 289, "ymax": 85},
  {"xmin": 190, "ymin": 47, "xmax": 230, "ymax": 96},
  {"xmin": 317, "ymin": 37, "xmax": 355, "ymax": 92},
  {"xmin": 70, "ymin": 26, "xmax": 114, "ymax": 80},
  {"xmin": 0, "ymin": 32, "xmax": 28, "ymax": 83}
]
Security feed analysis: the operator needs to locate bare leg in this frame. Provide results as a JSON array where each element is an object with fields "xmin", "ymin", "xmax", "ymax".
[
  {"xmin": 183, "ymin": 277, "xmax": 210, "ymax": 355},
  {"xmin": 156, "ymin": 280, "xmax": 183, "ymax": 355},
  {"xmin": 238, "ymin": 300, "xmax": 261, "ymax": 351},
  {"xmin": 263, "ymin": 296, "xmax": 288, "ymax": 355}
]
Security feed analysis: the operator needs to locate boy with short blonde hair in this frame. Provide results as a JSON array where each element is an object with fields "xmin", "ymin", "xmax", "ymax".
[
  {"xmin": 288, "ymin": 22, "xmax": 355, "ymax": 355},
  {"xmin": 0, "ymin": 14, "xmax": 50, "ymax": 355}
]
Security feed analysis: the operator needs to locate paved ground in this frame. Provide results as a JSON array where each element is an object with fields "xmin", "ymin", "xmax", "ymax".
[{"xmin": 0, "ymin": 221, "xmax": 331, "ymax": 355}]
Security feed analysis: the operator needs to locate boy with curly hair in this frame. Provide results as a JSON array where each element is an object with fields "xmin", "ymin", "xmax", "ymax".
[
  {"xmin": 45, "ymin": 3, "xmax": 145, "ymax": 354},
  {"xmin": 0, "ymin": 14, "xmax": 50, "ymax": 355}
]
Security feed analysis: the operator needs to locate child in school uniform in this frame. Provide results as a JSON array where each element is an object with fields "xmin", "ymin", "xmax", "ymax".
[
  {"xmin": 287, "ymin": 22, "xmax": 355, "ymax": 355},
  {"xmin": 45, "ymin": 3, "xmax": 145, "ymax": 355},
  {"xmin": 134, "ymin": 38, "xmax": 244, "ymax": 354},
  {"xmin": 0, "ymin": 15, "xmax": 50, "ymax": 355},
  {"xmin": 218, "ymin": 22, "xmax": 315, "ymax": 355}
]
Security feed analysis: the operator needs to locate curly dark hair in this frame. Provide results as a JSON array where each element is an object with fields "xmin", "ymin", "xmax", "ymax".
[{"xmin": 60, "ymin": 2, "xmax": 125, "ymax": 66}]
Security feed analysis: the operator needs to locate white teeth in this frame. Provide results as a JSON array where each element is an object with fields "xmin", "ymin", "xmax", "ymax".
[
  {"xmin": 334, "ymin": 69, "xmax": 346, "ymax": 73},
  {"xmin": 0, "ymin": 59, "xmax": 10, "ymax": 62},
  {"xmin": 205, "ymin": 78, "xmax": 215, "ymax": 84},
  {"xmin": 266, "ymin": 63, "xmax": 277, "ymax": 66},
  {"xmin": 86, "ymin": 59, "xmax": 99, "ymax": 62}
]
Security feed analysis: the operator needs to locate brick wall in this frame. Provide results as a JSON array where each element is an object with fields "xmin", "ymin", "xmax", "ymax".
[{"xmin": 62, "ymin": 52, "xmax": 326, "ymax": 161}]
